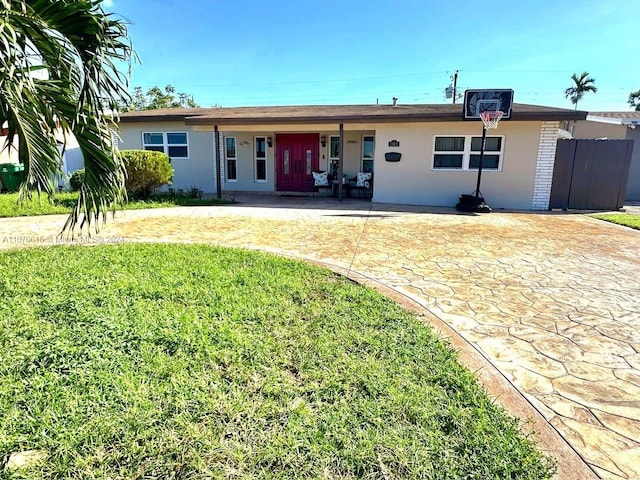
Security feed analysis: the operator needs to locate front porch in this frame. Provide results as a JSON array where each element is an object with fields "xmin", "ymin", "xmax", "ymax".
[{"xmin": 193, "ymin": 123, "xmax": 376, "ymax": 198}]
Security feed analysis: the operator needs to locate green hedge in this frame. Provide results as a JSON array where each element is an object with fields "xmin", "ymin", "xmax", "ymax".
[{"xmin": 121, "ymin": 150, "xmax": 173, "ymax": 199}]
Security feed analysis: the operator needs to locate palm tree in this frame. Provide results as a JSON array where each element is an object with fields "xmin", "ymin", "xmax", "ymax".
[
  {"xmin": 0, "ymin": 0, "xmax": 134, "ymax": 232},
  {"xmin": 629, "ymin": 90, "xmax": 640, "ymax": 111},
  {"xmin": 564, "ymin": 72, "xmax": 597, "ymax": 110}
]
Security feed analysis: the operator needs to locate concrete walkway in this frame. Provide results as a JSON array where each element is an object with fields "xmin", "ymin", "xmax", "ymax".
[{"xmin": 1, "ymin": 197, "xmax": 639, "ymax": 479}]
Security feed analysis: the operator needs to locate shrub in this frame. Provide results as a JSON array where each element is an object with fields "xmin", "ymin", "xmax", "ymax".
[
  {"xmin": 121, "ymin": 150, "xmax": 173, "ymax": 199},
  {"xmin": 69, "ymin": 169, "xmax": 85, "ymax": 191},
  {"xmin": 187, "ymin": 185, "xmax": 203, "ymax": 198}
]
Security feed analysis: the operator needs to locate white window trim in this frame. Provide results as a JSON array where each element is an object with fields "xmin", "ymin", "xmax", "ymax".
[
  {"xmin": 225, "ymin": 136, "xmax": 237, "ymax": 182},
  {"xmin": 327, "ymin": 135, "xmax": 341, "ymax": 176},
  {"xmin": 142, "ymin": 131, "xmax": 189, "ymax": 159},
  {"xmin": 254, "ymin": 136, "xmax": 267, "ymax": 183},
  {"xmin": 362, "ymin": 134, "xmax": 375, "ymax": 172},
  {"xmin": 329, "ymin": 135, "xmax": 340, "ymax": 160},
  {"xmin": 431, "ymin": 134, "xmax": 504, "ymax": 172}
]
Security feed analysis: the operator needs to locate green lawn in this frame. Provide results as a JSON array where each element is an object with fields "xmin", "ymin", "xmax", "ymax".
[
  {"xmin": 590, "ymin": 213, "xmax": 640, "ymax": 230},
  {"xmin": 0, "ymin": 244, "xmax": 556, "ymax": 479},
  {"xmin": 0, "ymin": 192, "xmax": 231, "ymax": 218}
]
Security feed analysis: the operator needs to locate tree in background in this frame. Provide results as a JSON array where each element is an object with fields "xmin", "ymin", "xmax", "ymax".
[
  {"xmin": 0, "ymin": 0, "xmax": 134, "ymax": 232},
  {"xmin": 564, "ymin": 72, "xmax": 597, "ymax": 110},
  {"xmin": 121, "ymin": 85, "xmax": 199, "ymax": 111},
  {"xmin": 628, "ymin": 90, "xmax": 640, "ymax": 111}
]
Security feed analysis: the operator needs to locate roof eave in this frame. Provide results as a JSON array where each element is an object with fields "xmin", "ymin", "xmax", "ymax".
[
  {"xmin": 511, "ymin": 112, "xmax": 587, "ymax": 121},
  {"xmin": 585, "ymin": 114, "xmax": 640, "ymax": 126},
  {"xmin": 183, "ymin": 113, "xmax": 466, "ymax": 125},
  {"xmin": 185, "ymin": 114, "xmax": 587, "ymax": 126},
  {"xmin": 119, "ymin": 114, "xmax": 192, "ymax": 123}
]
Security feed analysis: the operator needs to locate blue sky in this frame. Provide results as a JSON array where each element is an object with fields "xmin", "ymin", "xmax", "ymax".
[{"xmin": 104, "ymin": 0, "xmax": 638, "ymax": 112}]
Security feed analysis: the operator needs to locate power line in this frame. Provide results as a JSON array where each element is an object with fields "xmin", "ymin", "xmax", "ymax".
[
  {"xmin": 192, "ymin": 87, "xmax": 634, "ymax": 102},
  {"xmin": 131, "ymin": 70, "xmax": 453, "ymax": 89},
  {"xmin": 130, "ymin": 67, "xmax": 640, "ymax": 91}
]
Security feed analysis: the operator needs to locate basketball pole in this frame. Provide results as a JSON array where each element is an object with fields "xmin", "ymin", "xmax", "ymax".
[{"xmin": 474, "ymin": 124, "xmax": 487, "ymax": 204}]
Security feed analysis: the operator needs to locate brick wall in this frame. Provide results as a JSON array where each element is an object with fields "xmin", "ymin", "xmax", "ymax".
[{"xmin": 531, "ymin": 121, "xmax": 558, "ymax": 210}]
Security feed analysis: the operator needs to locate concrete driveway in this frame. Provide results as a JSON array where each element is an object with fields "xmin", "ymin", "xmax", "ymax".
[{"xmin": 1, "ymin": 196, "xmax": 639, "ymax": 479}]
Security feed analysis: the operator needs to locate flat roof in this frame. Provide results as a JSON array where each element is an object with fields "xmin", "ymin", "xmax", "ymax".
[
  {"xmin": 586, "ymin": 111, "xmax": 640, "ymax": 126},
  {"xmin": 118, "ymin": 103, "xmax": 587, "ymax": 125}
]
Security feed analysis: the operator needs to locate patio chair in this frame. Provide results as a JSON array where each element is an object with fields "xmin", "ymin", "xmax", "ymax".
[
  {"xmin": 349, "ymin": 172, "xmax": 373, "ymax": 198},
  {"xmin": 312, "ymin": 171, "xmax": 332, "ymax": 196}
]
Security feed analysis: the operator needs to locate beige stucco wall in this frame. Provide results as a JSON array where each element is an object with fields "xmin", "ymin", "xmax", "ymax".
[
  {"xmin": 372, "ymin": 121, "xmax": 542, "ymax": 210},
  {"xmin": 572, "ymin": 121, "xmax": 627, "ymax": 139},
  {"xmin": 220, "ymin": 132, "xmax": 275, "ymax": 192},
  {"xmin": 118, "ymin": 121, "xmax": 217, "ymax": 193},
  {"xmin": 317, "ymin": 130, "xmax": 374, "ymax": 177}
]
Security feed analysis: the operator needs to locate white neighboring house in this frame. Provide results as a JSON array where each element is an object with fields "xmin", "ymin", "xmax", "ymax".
[
  {"xmin": 58, "ymin": 136, "xmax": 85, "ymax": 183},
  {"xmin": 0, "ymin": 129, "xmax": 84, "ymax": 188},
  {"xmin": 116, "ymin": 102, "xmax": 585, "ymax": 210},
  {"xmin": 571, "ymin": 112, "xmax": 640, "ymax": 201}
]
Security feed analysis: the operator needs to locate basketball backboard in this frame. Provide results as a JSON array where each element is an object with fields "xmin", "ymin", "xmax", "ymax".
[{"xmin": 463, "ymin": 89, "xmax": 514, "ymax": 120}]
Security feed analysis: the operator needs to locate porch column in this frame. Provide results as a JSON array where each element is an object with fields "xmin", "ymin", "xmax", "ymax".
[
  {"xmin": 338, "ymin": 123, "xmax": 344, "ymax": 201},
  {"xmin": 214, "ymin": 125, "xmax": 222, "ymax": 199}
]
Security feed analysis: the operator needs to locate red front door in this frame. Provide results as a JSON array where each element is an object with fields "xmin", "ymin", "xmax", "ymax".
[{"xmin": 276, "ymin": 133, "xmax": 319, "ymax": 192}]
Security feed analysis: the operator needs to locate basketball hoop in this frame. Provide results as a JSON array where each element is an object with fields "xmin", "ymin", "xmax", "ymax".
[
  {"xmin": 480, "ymin": 111, "xmax": 504, "ymax": 129},
  {"xmin": 459, "ymin": 89, "xmax": 514, "ymax": 213}
]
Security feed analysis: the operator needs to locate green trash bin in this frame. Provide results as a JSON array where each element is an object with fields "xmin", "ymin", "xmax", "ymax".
[{"xmin": 0, "ymin": 163, "xmax": 26, "ymax": 192}]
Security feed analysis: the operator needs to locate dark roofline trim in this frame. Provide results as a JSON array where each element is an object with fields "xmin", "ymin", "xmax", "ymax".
[
  {"xmin": 119, "ymin": 114, "xmax": 192, "ymax": 123},
  {"xmin": 185, "ymin": 114, "xmax": 465, "ymax": 125},
  {"xmin": 510, "ymin": 112, "xmax": 586, "ymax": 121},
  {"xmin": 187, "ymin": 113, "xmax": 584, "ymax": 125}
]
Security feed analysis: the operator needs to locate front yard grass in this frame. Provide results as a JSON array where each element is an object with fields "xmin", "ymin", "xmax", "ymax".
[
  {"xmin": 0, "ymin": 192, "xmax": 230, "ymax": 218},
  {"xmin": 590, "ymin": 213, "xmax": 640, "ymax": 230},
  {"xmin": 0, "ymin": 244, "xmax": 556, "ymax": 479}
]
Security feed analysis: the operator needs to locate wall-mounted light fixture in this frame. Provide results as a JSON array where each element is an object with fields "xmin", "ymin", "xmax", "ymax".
[
  {"xmin": 320, "ymin": 135, "xmax": 326, "ymax": 147},
  {"xmin": 267, "ymin": 136, "xmax": 273, "ymax": 147}
]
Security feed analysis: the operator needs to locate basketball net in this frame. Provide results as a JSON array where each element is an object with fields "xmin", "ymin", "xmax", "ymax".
[{"xmin": 480, "ymin": 111, "xmax": 504, "ymax": 129}]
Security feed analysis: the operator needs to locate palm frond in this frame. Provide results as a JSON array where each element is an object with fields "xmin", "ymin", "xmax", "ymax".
[{"xmin": 0, "ymin": 0, "xmax": 135, "ymax": 233}]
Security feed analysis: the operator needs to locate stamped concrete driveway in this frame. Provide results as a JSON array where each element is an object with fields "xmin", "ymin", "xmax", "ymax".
[{"xmin": 1, "ymin": 197, "xmax": 639, "ymax": 479}]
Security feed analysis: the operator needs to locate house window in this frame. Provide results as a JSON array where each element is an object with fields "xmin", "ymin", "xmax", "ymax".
[
  {"xmin": 362, "ymin": 135, "xmax": 375, "ymax": 172},
  {"xmin": 329, "ymin": 136, "xmax": 340, "ymax": 176},
  {"xmin": 142, "ymin": 132, "xmax": 164, "ymax": 153},
  {"xmin": 432, "ymin": 135, "xmax": 504, "ymax": 171},
  {"xmin": 433, "ymin": 136, "xmax": 465, "ymax": 169},
  {"xmin": 142, "ymin": 132, "xmax": 189, "ymax": 159},
  {"xmin": 225, "ymin": 137, "xmax": 237, "ymax": 181},
  {"xmin": 306, "ymin": 149, "xmax": 312, "ymax": 175},
  {"xmin": 469, "ymin": 136, "xmax": 503, "ymax": 170},
  {"xmin": 166, "ymin": 133, "xmax": 188, "ymax": 158},
  {"xmin": 255, "ymin": 136, "xmax": 267, "ymax": 182}
]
